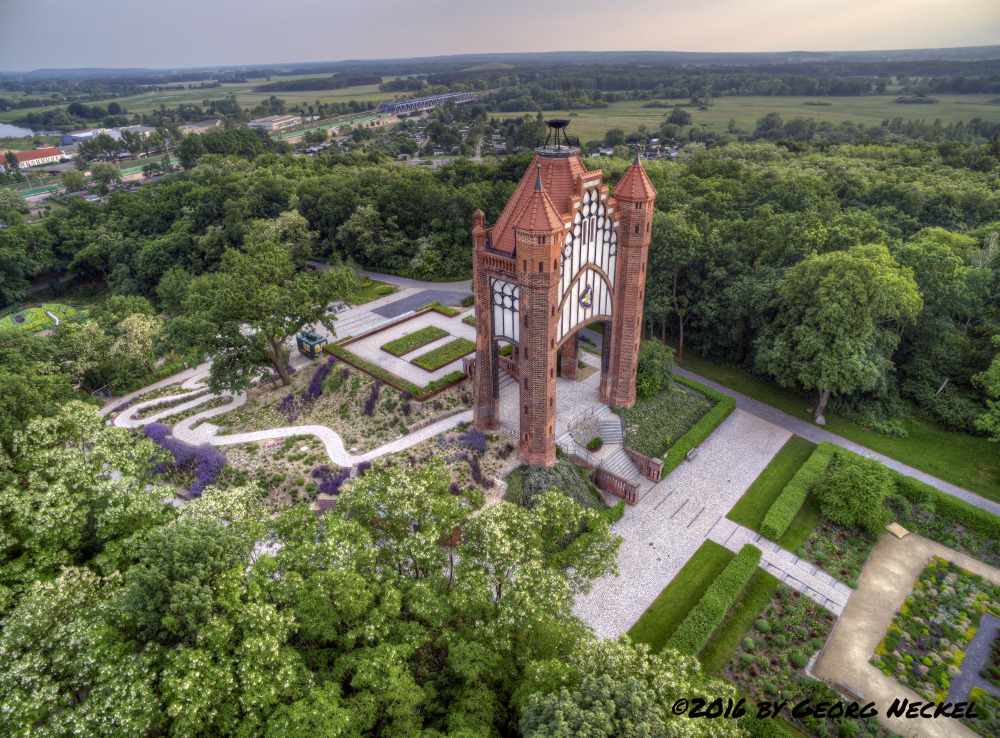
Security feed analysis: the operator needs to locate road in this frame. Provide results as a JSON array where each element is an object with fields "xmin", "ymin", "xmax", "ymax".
[{"xmin": 307, "ymin": 261, "xmax": 472, "ymax": 293}]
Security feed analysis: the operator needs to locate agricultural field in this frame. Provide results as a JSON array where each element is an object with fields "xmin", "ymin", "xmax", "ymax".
[
  {"xmin": 0, "ymin": 74, "xmax": 396, "ymax": 124},
  {"xmin": 544, "ymin": 94, "xmax": 1000, "ymax": 142}
]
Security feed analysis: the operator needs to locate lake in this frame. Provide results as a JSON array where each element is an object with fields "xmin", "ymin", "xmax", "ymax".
[{"xmin": 0, "ymin": 122, "xmax": 62, "ymax": 138}]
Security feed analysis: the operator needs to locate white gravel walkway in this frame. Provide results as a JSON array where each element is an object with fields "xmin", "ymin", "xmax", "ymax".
[
  {"xmin": 573, "ymin": 409, "xmax": 793, "ymax": 639},
  {"xmin": 109, "ymin": 366, "xmax": 473, "ymax": 468}
]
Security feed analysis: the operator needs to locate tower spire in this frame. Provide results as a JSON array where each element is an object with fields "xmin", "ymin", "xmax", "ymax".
[{"xmin": 534, "ymin": 164, "xmax": 543, "ymax": 190}]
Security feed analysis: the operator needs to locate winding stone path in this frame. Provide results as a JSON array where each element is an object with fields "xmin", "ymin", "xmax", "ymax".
[{"xmin": 108, "ymin": 366, "xmax": 473, "ymax": 468}]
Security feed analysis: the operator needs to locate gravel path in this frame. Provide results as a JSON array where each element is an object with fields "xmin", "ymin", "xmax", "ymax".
[
  {"xmin": 110, "ymin": 367, "xmax": 473, "ymax": 468},
  {"xmin": 573, "ymin": 409, "xmax": 792, "ymax": 639},
  {"xmin": 813, "ymin": 532, "xmax": 1000, "ymax": 738}
]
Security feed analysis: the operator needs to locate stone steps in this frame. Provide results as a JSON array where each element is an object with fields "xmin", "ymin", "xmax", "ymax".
[
  {"xmin": 601, "ymin": 447, "xmax": 642, "ymax": 483},
  {"xmin": 599, "ymin": 416, "xmax": 624, "ymax": 444},
  {"xmin": 498, "ymin": 369, "xmax": 516, "ymax": 392}
]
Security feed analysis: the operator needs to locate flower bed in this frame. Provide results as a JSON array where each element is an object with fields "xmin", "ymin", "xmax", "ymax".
[
  {"xmin": 966, "ymin": 687, "xmax": 1000, "ymax": 737},
  {"xmin": 981, "ymin": 632, "xmax": 1000, "ymax": 689},
  {"xmin": 888, "ymin": 493, "xmax": 1000, "ymax": 569},
  {"xmin": 412, "ymin": 338, "xmax": 476, "ymax": 372},
  {"xmin": 381, "ymin": 326, "xmax": 449, "ymax": 356},
  {"xmin": 795, "ymin": 517, "xmax": 874, "ymax": 587},
  {"xmin": 325, "ymin": 343, "xmax": 467, "ymax": 400},
  {"xmin": 727, "ymin": 585, "xmax": 889, "ymax": 737},
  {"xmin": 870, "ymin": 557, "xmax": 1000, "ymax": 702},
  {"xmin": 619, "ymin": 383, "xmax": 711, "ymax": 459},
  {"xmin": 142, "ymin": 423, "xmax": 228, "ymax": 497}
]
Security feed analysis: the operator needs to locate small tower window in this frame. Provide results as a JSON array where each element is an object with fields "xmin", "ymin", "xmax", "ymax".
[{"xmin": 539, "ymin": 261, "xmax": 543, "ymax": 273}]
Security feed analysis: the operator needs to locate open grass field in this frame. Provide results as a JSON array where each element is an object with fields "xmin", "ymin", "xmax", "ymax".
[
  {"xmin": 545, "ymin": 94, "xmax": 1000, "ymax": 142},
  {"xmin": 0, "ymin": 75, "xmax": 397, "ymax": 125},
  {"xmin": 674, "ymin": 346, "xmax": 1000, "ymax": 502},
  {"xmin": 627, "ymin": 540, "xmax": 734, "ymax": 654}
]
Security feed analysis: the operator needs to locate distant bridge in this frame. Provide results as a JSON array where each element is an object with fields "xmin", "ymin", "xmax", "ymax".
[{"xmin": 375, "ymin": 91, "xmax": 477, "ymax": 114}]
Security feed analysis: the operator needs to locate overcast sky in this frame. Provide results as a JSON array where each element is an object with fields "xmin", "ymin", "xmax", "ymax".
[{"xmin": 2, "ymin": 0, "xmax": 998, "ymax": 71}]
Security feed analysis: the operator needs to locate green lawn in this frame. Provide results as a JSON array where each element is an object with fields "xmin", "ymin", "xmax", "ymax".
[
  {"xmin": 381, "ymin": 326, "xmax": 448, "ymax": 356},
  {"xmin": 727, "ymin": 436, "xmax": 817, "ymax": 532},
  {"xmin": 698, "ymin": 570, "xmax": 780, "ymax": 675},
  {"xmin": 674, "ymin": 347, "xmax": 1000, "ymax": 501},
  {"xmin": 412, "ymin": 338, "xmax": 476, "ymax": 371},
  {"xmin": 349, "ymin": 279, "xmax": 396, "ymax": 305},
  {"xmin": 627, "ymin": 541, "xmax": 733, "ymax": 654}
]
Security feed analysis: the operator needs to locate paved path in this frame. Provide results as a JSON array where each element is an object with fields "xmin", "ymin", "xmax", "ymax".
[
  {"xmin": 707, "ymin": 519, "xmax": 852, "ymax": 616},
  {"xmin": 671, "ymin": 367, "xmax": 1000, "ymax": 517},
  {"xmin": 947, "ymin": 612, "xmax": 1000, "ymax": 705},
  {"xmin": 578, "ymin": 326, "xmax": 999, "ymax": 517},
  {"xmin": 813, "ymin": 532, "xmax": 1000, "ymax": 738},
  {"xmin": 109, "ymin": 366, "xmax": 474, "ymax": 468},
  {"xmin": 573, "ymin": 409, "xmax": 793, "ymax": 638}
]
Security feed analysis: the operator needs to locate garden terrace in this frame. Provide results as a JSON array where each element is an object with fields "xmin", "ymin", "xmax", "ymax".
[
  {"xmin": 381, "ymin": 326, "xmax": 449, "ymax": 357},
  {"xmin": 208, "ymin": 357, "xmax": 473, "ymax": 456},
  {"xmin": 871, "ymin": 557, "xmax": 1000, "ymax": 704},
  {"xmin": 412, "ymin": 338, "xmax": 476, "ymax": 372},
  {"xmin": 618, "ymin": 382, "xmax": 711, "ymax": 459}
]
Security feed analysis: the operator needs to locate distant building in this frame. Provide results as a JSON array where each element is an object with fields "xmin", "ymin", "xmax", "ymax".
[
  {"xmin": 61, "ymin": 126, "xmax": 154, "ymax": 145},
  {"xmin": 2, "ymin": 147, "xmax": 66, "ymax": 170},
  {"xmin": 178, "ymin": 119, "xmax": 221, "ymax": 135},
  {"xmin": 248, "ymin": 114, "xmax": 300, "ymax": 131}
]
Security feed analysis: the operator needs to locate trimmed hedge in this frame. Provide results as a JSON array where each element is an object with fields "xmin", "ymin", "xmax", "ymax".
[
  {"xmin": 381, "ymin": 325, "xmax": 448, "ymax": 356},
  {"xmin": 759, "ymin": 441, "xmax": 838, "ymax": 540},
  {"xmin": 661, "ymin": 375, "xmax": 737, "ymax": 476},
  {"xmin": 548, "ymin": 502, "xmax": 626, "ymax": 570},
  {"xmin": 324, "ymin": 345, "xmax": 466, "ymax": 400},
  {"xmin": 738, "ymin": 713, "xmax": 796, "ymax": 738},
  {"xmin": 892, "ymin": 464, "xmax": 1000, "ymax": 541},
  {"xmin": 666, "ymin": 544, "xmax": 762, "ymax": 655}
]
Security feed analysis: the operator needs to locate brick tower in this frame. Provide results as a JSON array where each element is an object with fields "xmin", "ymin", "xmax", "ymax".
[{"xmin": 472, "ymin": 123, "xmax": 656, "ymax": 466}]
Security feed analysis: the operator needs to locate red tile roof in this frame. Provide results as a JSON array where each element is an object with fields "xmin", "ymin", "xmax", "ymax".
[
  {"xmin": 12, "ymin": 147, "xmax": 63, "ymax": 164},
  {"xmin": 489, "ymin": 154, "xmax": 596, "ymax": 254},
  {"xmin": 614, "ymin": 154, "xmax": 657, "ymax": 201}
]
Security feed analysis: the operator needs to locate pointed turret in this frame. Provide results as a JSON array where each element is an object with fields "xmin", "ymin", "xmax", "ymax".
[
  {"xmin": 615, "ymin": 153, "xmax": 657, "ymax": 202},
  {"xmin": 514, "ymin": 165, "xmax": 565, "ymax": 233}
]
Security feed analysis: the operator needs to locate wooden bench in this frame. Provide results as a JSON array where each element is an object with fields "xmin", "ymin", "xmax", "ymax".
[
  {"xmin": 834, "ymin": 680, "xmax": 865, "ymax": 702},
  {"xmin": 685, "ymin": 447, "xmax": 699, "ymax": 461}
]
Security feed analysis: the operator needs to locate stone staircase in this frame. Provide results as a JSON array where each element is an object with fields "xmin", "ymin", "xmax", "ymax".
[
  {"xmin": 600, "ymin": 447, "xmax": 643, "ymax": 484},
  {"xmin": 598, "ymin": 415, "xmax": 624, "ymax": 444},
  {"xmin": 498, "ymin": 369, "xmax": 516, "ymax": 393}
]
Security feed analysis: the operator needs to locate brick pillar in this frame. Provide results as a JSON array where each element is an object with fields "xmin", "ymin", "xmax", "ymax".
[
  {"xmin": 517, "ymin": 232, "xmax": 560, "ymax": 467},
  {"xmin": 560, "ymin": 331, "xmax": 578, "ymax": 380},
  {"xmin": 607, "ymin": 198, "xmax": 654, "ymax": 409},
  {"xmin": 471, "ymin": 211, "xmax": 499, "ymax": 430},
  {"xmin": 599, "ymin": 321, "xmax": 611, "ymax": 404}
]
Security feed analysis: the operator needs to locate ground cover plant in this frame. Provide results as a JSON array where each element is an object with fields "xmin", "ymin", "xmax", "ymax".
[
  {"xmin": 981, "ymin": 632, "xmax": 1000, "ymax": 689},
  {"xmin": 966, "ymin": 687, "xmax": 1000, "ymax": 738},
  {"xmin": 211, "ymin": 356, "xmax": 472, "ymax": 454},
  {"xmin": 222, "ymin": 434, "xmax": 338, "ymax": 509},
  {"xmin": 504, "ymin": 456, "xmax": 608, "ymax": 511},
  {"xmin": 416, "ymin": 300, "xmax": 461, "ymax": 316},
  {"xmin": 871, "ymin": 557, "xmax": 1000, "ymax": 702},
  {"xmin": 794, "ymin": 518, "xmax": 872, "ymax": 587},
  {"xmin": 886, "ymin": 493, "xmax": 1000, "ymax": 569},
  {"xmin": 411, "ymin": 337, "xmax": 476, "ymax": 371},
  {"xmin": 381, "ymin": 325, "xmax": 448, "ymax": 356},
  {"xmin": 619, "ymin": 383, "xmax": 710, "ymax": 458},
  {"xmin": 726, "ymin": 585, "xmax": 890, "ymax": 737}
]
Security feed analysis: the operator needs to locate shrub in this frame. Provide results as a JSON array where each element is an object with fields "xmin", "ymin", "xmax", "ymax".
[
  {"xmin": 636, "ymin": 339, "xmax": 675, "ymax": 394},
  {"xmin": 586, "ymin": 437, "xmax": 602, "ymax": 451},
  {"xmin": 375, "ymin": 284, "xmax": 394, "ymax": 295},
  {"xmin": 459, "ymin": 429, "xmax": 488, "ymax": 452},
  {"xmin": 812, "ymin": 451, "xmax": 893, "ymax": 536},
  {"xmin": 143, "ymin": 425, "xmax": 227, "ymax": 497},
  {"xmin": 895, "ymin": 473, "xmax": 1000, "ymax": 541},
  {"xmin": 660, "ymin": 375, "xmax": 736, "ymax": 476},
  {"xmin": 667, "ymin": 544, "xmax": 762, "ymax": 655},
  {"xmin": 760, "ymin": 442, "xmax": 837, "ymax": 540}
]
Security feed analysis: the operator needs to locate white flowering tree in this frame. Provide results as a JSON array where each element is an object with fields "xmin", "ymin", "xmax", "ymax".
[{"xmin": 0, "ymin": 401, "xmax": 171, "ymax": 613}]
